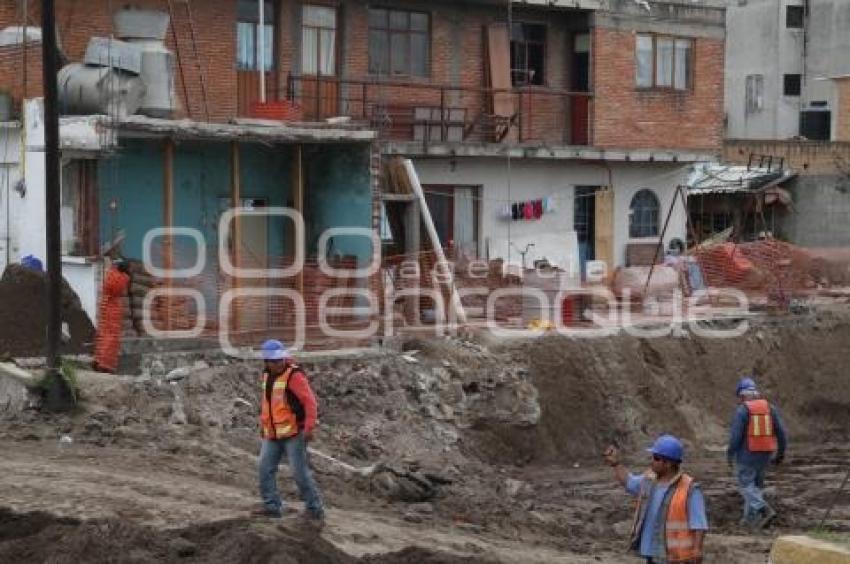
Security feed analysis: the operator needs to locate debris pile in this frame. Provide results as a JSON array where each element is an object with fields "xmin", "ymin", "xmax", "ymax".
[{"xmin": 0, "ymin": 264, "xmax": 94, "ymax": 357}]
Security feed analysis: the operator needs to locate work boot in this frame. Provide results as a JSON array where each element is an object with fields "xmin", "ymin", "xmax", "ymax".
[
  {"xmin": 250, "ymin": 505, "xmax": 283, "ymax": 519},
  {"xmin": 756, "ymin": 505, "xmax": 777, "ymax": 529},
  {"xmin": 301, "ymin": 509, "xmax": 326, "ymax": 531}
]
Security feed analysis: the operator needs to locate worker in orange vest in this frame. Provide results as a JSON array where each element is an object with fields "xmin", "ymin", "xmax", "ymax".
[
  {"xmin": 253, "ymin": 339, "xmax": 325, "ymax": 526},
  {"xmin": 93, "ymin": 259, "xmax": 131, "ymax": 373},
  {"xmin": 604, "ymin": 435, "xmax": 707, "ymax": 563},
  {"xmin": 727, "ymin": 377, "xmax": 787, "ymax": 529}
]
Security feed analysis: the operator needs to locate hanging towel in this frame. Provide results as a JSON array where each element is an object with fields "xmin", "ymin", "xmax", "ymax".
[
  {"xmin": 533, "ymin": 199, "xmax": 544, "ymax": 219},
  {"xmin": 500, "ymin": 204, "xmax": 512, "ymax": 219},
  {"xmin": 523, "ymin": 201, "xmax": 533, "ymax": 220},
  {"xmin": 511, "ymin": 203, "xmax": 519, "ymax": 220}
]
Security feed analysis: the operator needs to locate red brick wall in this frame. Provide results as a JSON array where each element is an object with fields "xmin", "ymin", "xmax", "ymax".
[
  {"xmin": 0, "ymin": 44, "xmax": 43, "ymax": 116},
  {"xmin": 591, "ymin": 27, "xmax": 724, "ymax": 151},
  {"xmin": 0, "ymin": 0, "xmax": 237, "ymax": 122}
]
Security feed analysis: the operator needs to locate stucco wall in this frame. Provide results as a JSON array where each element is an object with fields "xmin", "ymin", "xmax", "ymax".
[{"xmin": 410, "ymin": 157, "xmax": 690, "ymax": 268}]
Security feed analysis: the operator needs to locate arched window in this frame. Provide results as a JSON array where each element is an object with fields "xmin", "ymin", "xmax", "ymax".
[{"xmin": 629, "ymin": 189, "xmax": 660, "ymax": 238}]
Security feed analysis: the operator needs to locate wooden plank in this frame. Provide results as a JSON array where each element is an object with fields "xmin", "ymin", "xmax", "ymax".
[
  {"xmin": 594, "ymin": 187, "xmax": 614, "ymax": 277},
  {"xmin": 487, "ymin": 24, "xmax": 515, "ymax": 119},
  {"xmin": 381, "ymin": 193, "xmax": 416, "ymax": 202}
]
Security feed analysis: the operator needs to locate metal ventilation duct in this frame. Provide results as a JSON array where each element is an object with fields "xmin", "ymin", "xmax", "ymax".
[
  {"xmin": 57, "ymin": 9, "xmax": 176, "ymax": 119},
  {"xmin": 58, "ymin": 63, "xmax": 145, "ymax": 118}
]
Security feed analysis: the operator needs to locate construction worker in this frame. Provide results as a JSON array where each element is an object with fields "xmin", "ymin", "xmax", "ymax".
[
  {"xmin": 727, "ymin": 376, "xmax": 787, "ymax": 529},
  {"xmin": 604, "ymin": 435, "xmax": 707, "ymax": 563},
  {"xmin": 254, "ymin": 339, "xmax": 325, "ymax": 525},
  {"xmin": 93, "ymin": 259, "xmax": 131, "ymax": 373}
]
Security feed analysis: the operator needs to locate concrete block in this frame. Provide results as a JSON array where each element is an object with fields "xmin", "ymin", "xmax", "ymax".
[{"xmin": 770, "ymin": 535, "xmax": 850, "ymax": 564}]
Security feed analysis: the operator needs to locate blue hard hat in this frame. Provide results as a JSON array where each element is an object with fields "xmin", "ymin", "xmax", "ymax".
[
  {"xmin": 260, "ymin": 339, "xmax": 290, "ymax": 361},
  {"xmin": 647, "ymin": 434, "xmax": 684, "ymax": 462},
  {"xmin": 736, "ymin": 377, "xmax": 757, "ymax": 396}
]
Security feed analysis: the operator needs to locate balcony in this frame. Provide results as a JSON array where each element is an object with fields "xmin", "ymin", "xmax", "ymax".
[{"xmin": 284, "ymin": 75, "xmax": 593, "ymax": 147}]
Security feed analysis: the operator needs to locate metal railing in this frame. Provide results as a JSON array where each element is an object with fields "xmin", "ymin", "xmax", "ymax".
[{"xmin": 284, "ymin": 74, "xmax": 593, "ymax": 146}]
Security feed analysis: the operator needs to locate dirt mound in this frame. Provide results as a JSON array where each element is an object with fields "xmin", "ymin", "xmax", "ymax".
[
  {"xmin": 0, "ymin": 264, "xmax": 94, "ymax": 357},
  {"xmin": 0, "ymin": 509, "xmax": 492, "ymax": 564},
  {"xmin": 476, "ymin": 310, "xmax": 850, "ymax": 465}
]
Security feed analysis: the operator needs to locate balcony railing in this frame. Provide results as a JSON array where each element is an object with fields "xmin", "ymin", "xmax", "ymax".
[{"xmin": 284, "ymin": 74, "xmax": 593, "ymax": 146}]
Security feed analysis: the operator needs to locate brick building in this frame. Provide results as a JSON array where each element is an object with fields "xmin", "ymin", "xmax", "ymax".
[{"xmin": 0, "ymin": 0, "xmax": 727, "ymax": 342}]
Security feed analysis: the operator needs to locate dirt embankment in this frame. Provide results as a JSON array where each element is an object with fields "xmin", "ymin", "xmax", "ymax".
[{"xmin": 472, "ymin": 309, "xmax": 850, "ymax": 466}]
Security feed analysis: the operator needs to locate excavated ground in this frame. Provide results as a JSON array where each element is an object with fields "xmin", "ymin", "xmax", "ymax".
[{"xmin": 1, "ymin": 306, "xmax": 849, "ymax": 563}]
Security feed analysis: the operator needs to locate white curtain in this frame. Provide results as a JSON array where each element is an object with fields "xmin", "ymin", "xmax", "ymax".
[
  {"xmin": 302, "ymin": 27, "xmax": 318, "ymax": 74},
  {"xmin": 236, "ymin": 22, "xmax": 254, "ymax": 69},
  {"xmin": 635, "ymin": 35, "xmax": 653, "ymax": 88},
  {"xmin": 673, "ymin": 39, "xmax": 691, "ymax": 90},
  {"xmin": 320, "ymin": 29, "xmax": 336, "ymax": 76},
  {"xmin": 453, "ymin": 188, "xmax": 475, "ymax": 258},
  {"xmin": 656, "ymin": 38, "xmax": 674, "ymax": 87}
]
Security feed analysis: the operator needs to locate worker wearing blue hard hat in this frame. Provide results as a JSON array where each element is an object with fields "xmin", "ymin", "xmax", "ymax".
[
  {"xmin": 727, "ymin": 375, "xmax": 787, "ymax": 530},
  {"xmin": 604, "ymin": 435, "xmax": 707, "ymax": 563},
  {"xmin": 253, "ymin": 339, "xmax": 325, "ymax": 526}
]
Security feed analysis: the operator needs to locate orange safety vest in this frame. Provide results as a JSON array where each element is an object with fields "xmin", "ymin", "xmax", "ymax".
[
  {"xmin": 630, "ymin": 473, "xmax": 702, "ymax": 563},
  {"xmin": 745, "ymin": 399, "xmax": 778, "ymax": 453},
  {"xmin": 260, "ymin": 367, "xmax": 299, "ymax": 440}
]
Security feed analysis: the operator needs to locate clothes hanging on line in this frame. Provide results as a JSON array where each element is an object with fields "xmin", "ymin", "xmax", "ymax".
[{"xmin": 501, "ymin": 196, "xmax": 556, "ymax": 221}]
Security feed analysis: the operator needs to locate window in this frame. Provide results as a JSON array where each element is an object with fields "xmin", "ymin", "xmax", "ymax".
[
  {"xmin": 368, "ymin": 8, "xmax": 430, "ymax": 77},
  {"xmin": 800, "ymin": 110, "xmax": 831, "ymax": 140},
  {"xmin": 61, "ymin": 161, "xmax": 99, "ymax": 257},
  {"xmin": 302, "ymin": 5, "xmax": 336, "ymax": 76},
  {"xmin": 635, "ymin": 34, "xmax": 693, "ymax": 90},
  {"xmin": 236, "ymin": 0, "xmax": 275, "ymax": 71},
  {"xmin": 745, "ymin": 74, "xmax": 764, "ymax": 113},
  {"xmin": 511, "ymin": 23, "xmax": 546, "ymax": 86},
  {"xmin": 786, "ymin": 5, "xmax": 805, "ymax": 28},
  {"xmin": 629, "ymin": 189, "xmax": 660, "ymax": 238},
  {"xmin": 784, "ymin": 73, "xmax": 801, "ymax": 96}
]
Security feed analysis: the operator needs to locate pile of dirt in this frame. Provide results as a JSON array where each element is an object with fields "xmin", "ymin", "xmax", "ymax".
[
  {"xmin": 0, "ymin": 264, "xmax": 94, "ymax": 357},
  {"xmin": 483, "ymin": 308, "xmax": 850, "ymax": 465},
  {"xmin": 0, "ymin": 508, "xmax": 494, "ymax": 564}
]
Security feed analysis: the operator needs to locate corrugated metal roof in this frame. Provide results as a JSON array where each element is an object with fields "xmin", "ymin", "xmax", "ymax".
[{"xmin": 687, "ymin": 164, "xmax": 795, "ymax": 195}]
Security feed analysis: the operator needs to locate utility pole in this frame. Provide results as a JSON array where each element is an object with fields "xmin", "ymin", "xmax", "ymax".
[{"xmin": 42, "ymin": 0, "xmax": 73, "ymax": 410}]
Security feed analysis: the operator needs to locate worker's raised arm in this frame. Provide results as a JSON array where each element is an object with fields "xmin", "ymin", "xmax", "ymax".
[{"xmin": 603, "ymin": 445, "xmax": 630, "ymax": 487}]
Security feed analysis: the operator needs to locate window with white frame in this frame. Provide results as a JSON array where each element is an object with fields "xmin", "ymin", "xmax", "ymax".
[{"xmin": 636, "ymin": 34, "xmax": 693, "ymax": 91}]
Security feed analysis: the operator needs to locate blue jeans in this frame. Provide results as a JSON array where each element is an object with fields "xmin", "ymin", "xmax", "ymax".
[
  {"xmin": 259, "ymin": 433, "xmax": 323, "ymax": 517},
  {"xmin": 736, "ymin": 462, "xmax": 768, "ymax": 521}
]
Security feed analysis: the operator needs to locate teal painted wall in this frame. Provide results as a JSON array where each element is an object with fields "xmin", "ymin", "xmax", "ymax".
[
  {"xmin": 304, "ymin": 144, "xmax": 373, "ymax": 264},
  {"xmin": 99, "ymin": 140, "xmax": 372, "ymax": 266},
  {"xmin": 99, "ymin": 140, "xmax": 293, "ymax": 263}
]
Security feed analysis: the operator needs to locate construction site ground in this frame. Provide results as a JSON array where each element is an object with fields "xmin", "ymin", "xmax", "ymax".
[{"xmin": 2, "ymin": 307, "xmax": 850, "ymax": 563}]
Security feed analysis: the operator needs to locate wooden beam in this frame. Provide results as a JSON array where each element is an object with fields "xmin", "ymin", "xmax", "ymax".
[
  {"xmin": 381, "ymin": 192, "xmax": 417, "ymax": 202},
  {"xmin": 293, "ymin": 145, "xmax": 304, "ymax": 297},
  {"xmin": 230, "ymin": 141, "xmax": 241, "ymax": 332},
  {"xmin": 163, "ymin": 138, "xmax": 175, "ymax": 331},
  {"xmin": 404, "ymin": 200, "xmax": 421, "ymax": 324}
]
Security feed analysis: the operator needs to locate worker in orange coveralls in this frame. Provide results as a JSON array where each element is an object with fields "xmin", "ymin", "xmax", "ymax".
[{"xmin": 93, "ymin": 259, "xmax": 131, "ymax": 373}]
